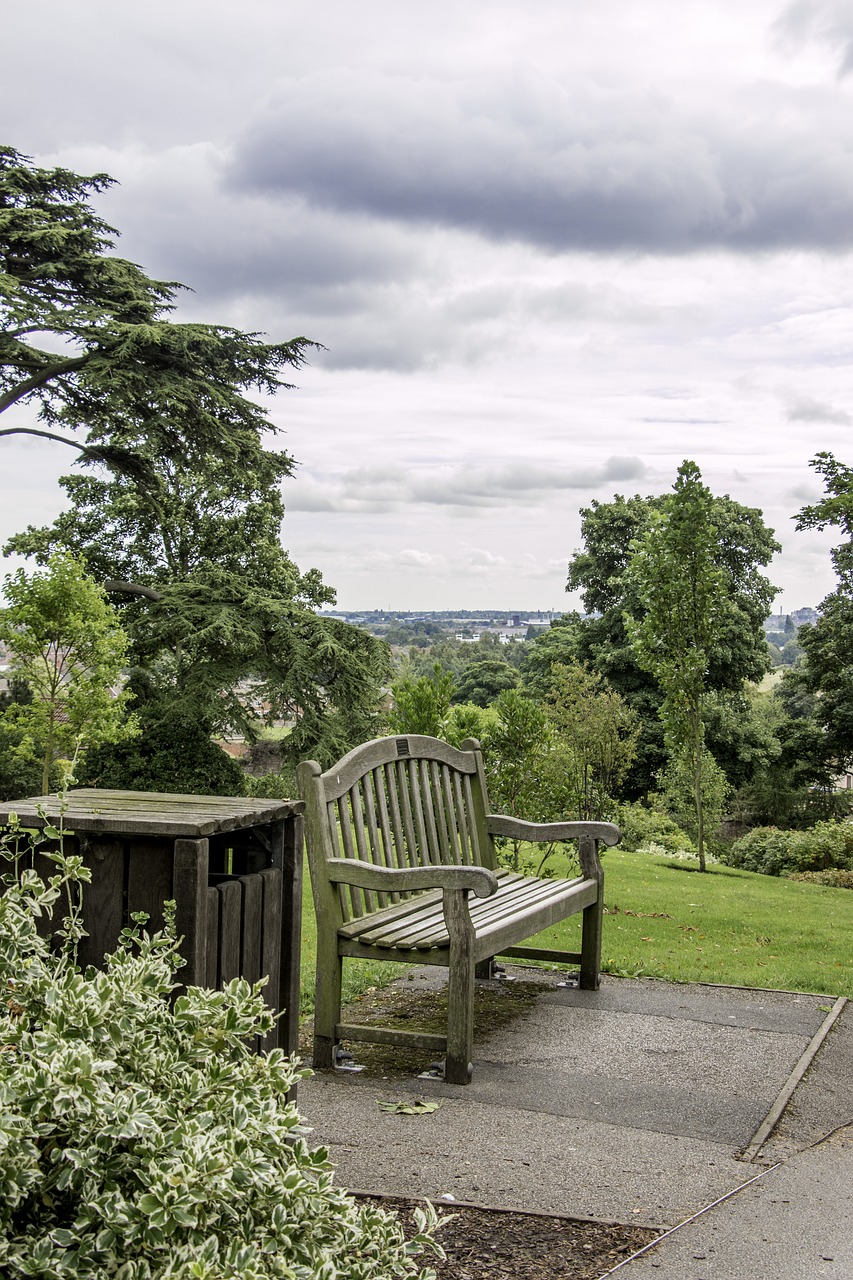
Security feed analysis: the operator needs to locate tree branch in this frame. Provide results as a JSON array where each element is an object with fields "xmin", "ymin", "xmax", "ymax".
[
  {"xmin": 0, "ymin": 354, "xmax": 90, "ymax": 414},
  {"xmin": 0, "ymin": 426, "xmax": 91, "ymax": 449},
  {"xmin": 103, "ymin": 580, "xmax": 163, "ymax": 601}
]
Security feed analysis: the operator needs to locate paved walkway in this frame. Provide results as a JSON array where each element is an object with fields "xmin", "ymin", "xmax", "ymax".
[{"xmin": 297, "ymin": 967, "xmax": 853, "ymax": 1275}]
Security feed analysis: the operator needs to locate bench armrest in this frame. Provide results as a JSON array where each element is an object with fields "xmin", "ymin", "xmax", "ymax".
[
  {"xmin": 326, "ymin": 858, "xmax": 498, "ymax": 899},
  {"xmin": 486, "ymin": 816, "xmax": 620, "ymax": 846}
]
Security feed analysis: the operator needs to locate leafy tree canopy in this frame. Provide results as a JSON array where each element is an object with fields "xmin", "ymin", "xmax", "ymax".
[
  {"xmin": 3, "ymin": 148, "xmax": 389, "ymax": 779},
  {"xmin": 0, "ymin": 145, "xmax": 315, "ymax": 477},
  {"xmin": 0, "ymin": 551, "xmax": 135, "ymax": 792},
  {"xmin": 565, "ymin": 478, "xmax": 779, "ymax": 799},
  {"xmin": 788, "ymin": 454, "xmax": 853, "ymax": 778},
  {"xmin": 453, "ymin": 659, "xmax": 519, "ymax": 707}
]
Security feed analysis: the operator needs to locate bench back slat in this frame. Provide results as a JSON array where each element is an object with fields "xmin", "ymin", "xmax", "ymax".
[{"xmin": 300, "ymin": 736, "xmax": 495, "ymax": 925}]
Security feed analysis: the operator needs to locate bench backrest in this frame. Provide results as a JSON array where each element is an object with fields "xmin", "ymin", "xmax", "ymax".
[{"xmin": 298, "ymin": 735, "xmax": 495, "ymax": 926}]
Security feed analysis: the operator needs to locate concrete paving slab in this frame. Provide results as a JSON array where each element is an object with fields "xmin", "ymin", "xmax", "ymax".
[
  {"xmin": 297, "ymin": 971, "xmax": 839, "ymax": 1231},
  {"xmin": 302, "ymin": 1073, "xmax": 749, "ymax": 1226},
  {"xmin": 619, "ymin": 1126, "xmax": 853, "ymax": 1278},
  {"xmin": 545, "ymin": 980, "xmax": 830, "ymax": 1038}
]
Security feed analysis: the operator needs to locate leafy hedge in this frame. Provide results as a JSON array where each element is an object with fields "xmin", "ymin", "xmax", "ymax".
[
  {"xmin": 616, "ymin": 802, "xmax": 696, "ymax": 856},
  {"xmin": 720, "ymin": 821, "xmax": 853, "ymax": 877},
  {"xmin": 0, "ymin": 826, "xmax": 437, "ymax": 1279},
  {"xmin": 788, "ymin": 868, "xmax": 853, "ymax": 889}
]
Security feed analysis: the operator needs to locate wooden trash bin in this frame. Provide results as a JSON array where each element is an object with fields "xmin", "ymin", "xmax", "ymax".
[{"xmin": 0, "ymin": 789, "xmax": 304, "ymax": 1055}]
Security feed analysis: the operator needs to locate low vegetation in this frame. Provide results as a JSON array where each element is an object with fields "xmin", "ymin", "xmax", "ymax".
[{"xmin": 0, "ymin": 833, "xmax": 438, "ymax": 1280}]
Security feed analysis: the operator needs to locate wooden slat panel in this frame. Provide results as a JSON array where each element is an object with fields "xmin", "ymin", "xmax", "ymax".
[
  {"xmin": 259, "ymin": 866, "xmax": 282, "ymax": 1022},
  {"xmin": 336, "ymin": 795, "xmax": 366, "ymax": 920},
  {"xmin": 0, "ymin": 789, "xmax": 301, "ymax": 838},
  {"xmin": 239, "ymin": 873, "xmax": 263, "ymax": 987},
  {"xmin": 462, "ymin": 774, "xmax": 482, "ymax": 864},
  {"xmin": 205, "ymin": 887, "xmax": 220, "ymax": 988},
  {"xmin": 350, "ymin": 783, "xmax": 378, "ymax": 914},
  {"xmin": 340, "ymin": 886, "xmax": 445, "ymax": 941},
  {"xmin": 439, "ymin": 764, "xmax": 464, "ymax": 865},
  {"xmin": 384, "ymin": 762, "xmax": 407, "ymax": 873},
  {"xmin": 475, "ymin": 883, "xmax": 598, "ymax": 955},
  {"xmin": 271, "ymin": 815, "xmax": 302, "ymax": 1057},
  {"xmin": 217, "ymin": 880, "xmax": 242, "ymax": 985},
  {"xmin": 338, "ymin": 871, "xmax": 529, "ymax": 942},
  {"xmin": 350, "ymin": 875, "xmax": 593, "ymax": 952},
  {"xmin": 397, "ymin": 759, "xmax": 420, "ymax": 867},
  {"xmin": 371, "ymin": 767, "xmax": 400, "ymax": 901},
  {"xmin": 407, "ymin": 761, "xmax": 430, "ymax": 867},
  {"xmin": 429, "ymin": 760, "xmax": 452, "ymax": 865},
  {"xmin": 77, "ymin": 836, "xmax": 124, "ymax": 970},
  {"xmin": 173, "ymin": 838, "xmax": 209, "ymax": 989},
  {"xmin": 419, "ymin": 759, "xmax": 442, "ymax": 865},
  {"xmin": 451, "ymin": 770, "xmax": 472, "ymax": 865},
  {"xmin": 126, "ymin": 839, "xmax": 172, "ymax": 934}
]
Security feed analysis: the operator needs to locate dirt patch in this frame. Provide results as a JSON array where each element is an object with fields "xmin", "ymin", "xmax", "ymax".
[
  {"xmin": 359, "ymin": 1195, "xmax": 659, "ymax": 1280},
  {"xmin": 300, "ymin": 975, "xmax": 549, "ymax": 1077}
]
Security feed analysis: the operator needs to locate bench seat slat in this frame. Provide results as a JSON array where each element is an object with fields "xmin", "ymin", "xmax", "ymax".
[
  {"xmin": 338, "ymin": 871, "xmax": 529, "ymax": 945},
  {"xmin": 344, "ymin": 874, "xmax": 595, "ymax": 952}
]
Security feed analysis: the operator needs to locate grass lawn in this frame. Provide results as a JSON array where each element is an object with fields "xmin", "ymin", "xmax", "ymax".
[
  {"xmin": 296, "ymin": 846, "xmax": 853, "ymax": 1015},
  {"xmin": 525, "ymin": 847, "xmax": 853, "ymax": 997}
]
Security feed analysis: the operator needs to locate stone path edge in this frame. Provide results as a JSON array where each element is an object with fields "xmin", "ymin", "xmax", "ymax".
[
  {"xmin": 740, "ymin": 994, "xmax": 848, "ymax": 1163},
  {"xmin": 346, "ymin": 1187, "xmax": 665, "ymax": 1235},
  {"xmin": 597, "ymin": 1162, "xmax": 783, "ymax": 1277}
]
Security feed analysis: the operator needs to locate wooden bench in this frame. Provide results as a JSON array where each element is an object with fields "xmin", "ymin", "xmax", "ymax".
[{"xmin": 298, "ymin": 734, "xmax": 619, "ymax": 1084}]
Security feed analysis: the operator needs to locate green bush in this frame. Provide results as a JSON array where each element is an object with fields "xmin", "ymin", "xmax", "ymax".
[
  {"xmin": 788, "ymin": 868, "xmax": 853, "ymax": 889},
  {"xmin": 616, "ymin": 801, "xmax": 696, "ymax": 856},
  {"xmin": 0, "ymin": 827, "xmax": 438, "ymax": 1279},
  {"xmin": 721, "ymin": 821, "xmax": 853, "ymax": 877},
  {"xmin": 83, "ymin": 700, "xmax": 248, "ymax": 796}
]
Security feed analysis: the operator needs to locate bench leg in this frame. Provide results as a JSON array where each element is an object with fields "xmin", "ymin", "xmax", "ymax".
[
  {"xmin": 579, "ymin": 895, "xmax": 603, "ymax": 990},
  {"xmin": 444, "ymin": 889, "xmax": 475, "ymax": 1084},
  {"xmin": 313, "ymin": 934, "xmax": 343, "ymax": 1070}
]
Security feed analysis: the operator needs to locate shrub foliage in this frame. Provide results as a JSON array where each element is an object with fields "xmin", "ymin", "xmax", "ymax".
[
  {"xmin": 721, "ymin": 821, "xmax": 853, "ymax": 877},
  {"xmin": 0, "ymin": 825, "xmax": 437, "ymax": 1279}
]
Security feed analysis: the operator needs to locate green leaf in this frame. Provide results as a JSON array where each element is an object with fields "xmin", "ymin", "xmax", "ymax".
[{"xmin": 377, "ymin": 1099, "xmax": 442, "ymax": 1115}]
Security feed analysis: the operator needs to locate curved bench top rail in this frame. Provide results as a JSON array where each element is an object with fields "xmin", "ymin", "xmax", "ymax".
[{"xmin": 319, "ymin": 734, "xmax": 479, "ymax": 802}]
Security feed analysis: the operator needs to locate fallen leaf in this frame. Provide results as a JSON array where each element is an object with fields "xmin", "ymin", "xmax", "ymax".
[{"xmin": 378, "ymin": 1099, "xmax": 442, "ymax": 1115}]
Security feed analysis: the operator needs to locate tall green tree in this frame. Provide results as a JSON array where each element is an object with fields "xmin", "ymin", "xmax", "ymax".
[
  {"xmin": 566, "ymin": 485, "xmax": 779, "ymax": 798},
  {"xmin": 0, "ymin": 552, "xmax": 135, "ymax": 792},
  {"xmin": 3, "ymin": 148, "xmax": 389, "ymax": 782},
  {"xmin": 453, "ymin": 659, "xmax": 519, "ymax": 707},
  {"xmin": 788, "ymin": 453, "xmax": 853, "ymax": 779},
  {"xmin": 544, "ymin": 663, "xmax": 639, "ymax": 822},
  {"xmin": 0, "ymin": 146, "xmax": 314, "ymax": 478},
  {"xmin": 626, "ymin": 462, "xmax": 731, "ymax": 870}
]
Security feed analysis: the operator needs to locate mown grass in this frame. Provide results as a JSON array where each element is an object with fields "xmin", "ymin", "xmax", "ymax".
[
  {"xmin": 296, "ymin": 846, "xmax": 853, "ymax": 1016},
  {"xmin": 524, "ymin": 847, "xmax": 853, "ymax": 997}
]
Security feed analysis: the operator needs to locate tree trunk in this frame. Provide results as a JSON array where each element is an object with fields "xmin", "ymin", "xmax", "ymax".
[{"xmin": 693, "ymin": 717, "xmax": 706, "ymax": 873}]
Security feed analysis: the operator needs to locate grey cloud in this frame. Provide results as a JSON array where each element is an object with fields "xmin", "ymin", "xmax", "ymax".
[
  {"xmin": 228, "ymin": 70, "xmax": 853, "ymax": 253},
  {"xmin": 786, "ymin": 395, "xmax": 852, "ymax": 424},
  {"xmin": 773, "ymin": 0, "xmax": 853, "ymax": 76},
  {"xmin": 287, "ymin": 456, "xmax": 646, "ymax": 514}
]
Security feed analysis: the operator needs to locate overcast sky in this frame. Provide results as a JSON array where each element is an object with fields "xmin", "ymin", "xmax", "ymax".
[{"xmin": 3, "ymin": 0, "xmax": 853, "ymax": 611}]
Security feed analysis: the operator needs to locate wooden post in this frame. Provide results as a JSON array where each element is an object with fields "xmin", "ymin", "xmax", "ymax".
[
  {"xmin": 578, "ymin": 835, "xmax": 604, "ymax": 990},
  {"xmin": 443, "ymin": 887, "xmax": 476, "ymax": 1084},
  {"xmin": 270, "ymin": 814, "xmax": 303, "ymax": 1054},
  {"xmin": 173, "ymin": 837, "xmax": 209, "ymax": 990}
]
